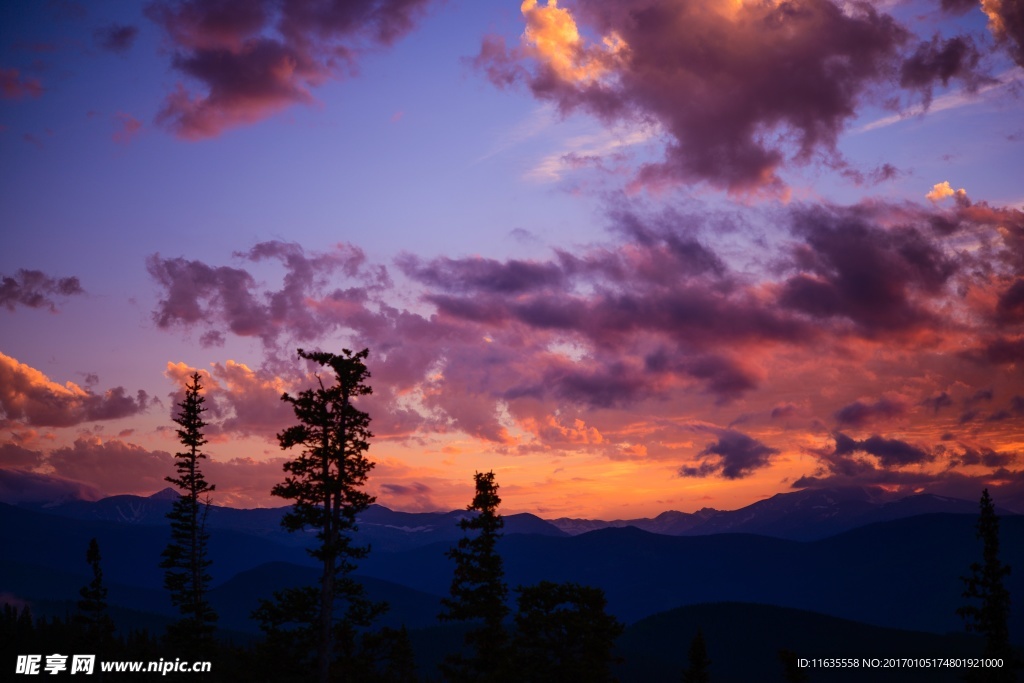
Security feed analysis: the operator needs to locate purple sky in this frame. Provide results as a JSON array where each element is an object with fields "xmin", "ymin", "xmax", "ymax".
[{"xmin": 2, "ymin": 0, "xmax": 1023, "ymax": 518}]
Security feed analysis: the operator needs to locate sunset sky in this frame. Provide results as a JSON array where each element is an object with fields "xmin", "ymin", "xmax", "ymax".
[{"xmin": 2, "ymin": 0, "xmax": 1023, "ymax": 519}]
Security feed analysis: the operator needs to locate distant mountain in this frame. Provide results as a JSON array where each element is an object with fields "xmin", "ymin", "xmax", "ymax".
[
  {"xmin": 548, "ymin": 486, "xmax": 1018, "ymax": 541},
  {"xmin": 4, "ymin": 499, "xmax": 1024, "ymax": 649},
  {"xmin": 5, "ymin": 471, "xmax": 567, "ymax": 552},
  {"xmin": 615, "ymin": 602, "xmax": 986, "ymax": 683},
  {"xmin": 356, "ymin": 514, "xmax": 1024, "ymax": 640}
]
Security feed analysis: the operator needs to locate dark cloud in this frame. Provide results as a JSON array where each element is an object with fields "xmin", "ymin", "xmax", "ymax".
[
  {"xmin": 834, "ymin": 397, "xmax": 906, "ymax": 427},
  {"xmin": 147, "ymin": 0, "xmax": 436, "ymax": 138},
  {"xmin": 477, "ymin": 0, "xmax": 919, "ymax": 192},
  {"xmin": 921, "ymin": 391, "xmax": 953, "ymax": 413},
  {"xmin": 900, "ymin": 35, "xmax": 984, "ymax": 107},
  {"xmin": 833, "ymin": 432, "xmax": 933, "ymax": 468},
  {"xmin": 771, "ymin": 403, "xmax": 798, "ymax": 419},
  {"xmin": 962, "ymin": 336, "xmax": 1024, "ymax": 365},
  {"xmin": 679, "ymin": 430, "xmax": 778, "ymax": 480},
  {"xmin": 94, "ymin": 23, "xmax": 138, "ymax": 53},
  {"xmin": 939, "ymin": 0, "xmax": 979, "ymax": 14},
  {"xmin": 948, "ymin": 444, "xmax": 1019, "ymax": 468},
  {"xmin": 397, "ymin": 254, "xmax": 566, "ymax": 294},
  {"xmin": 778, "ymin": 204, "xmax": 957, "ymax": 335},
  {"xmin": 0, "ymin": 352, "xmax": 150, "ymax": 428},
  {"xmin": 0, "ymin": 443, "xmax": 43, "ymax": 469},
  {"xmin": 1, "ymin": 269, "xmax": 83, "ymax": 312},
  {"xmin": 148, "ymin": 241, "xmax": 386, "ymax": 346},
  {"xmin": 996, "ymin": 278, "xmax": 1024, "ymax": 324}
]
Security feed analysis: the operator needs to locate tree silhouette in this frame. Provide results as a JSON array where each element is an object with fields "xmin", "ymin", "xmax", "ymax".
[
  {"xmin": 682, "ymin": 628, "xmax": 712, "ymax": 683},
  {"xmin": 160, "ymin": 371, "xmax": 217, "ymax": 651},
  {"xmin": 439, "ymin": 470, "xmax": 509, "ymax": 682},
  {"xmin": 511, "ymin": 580, "xmax": 623, "ymax": 682},
  {"xmin": 779, "ymin": 648, "xmax": 809, "ymax": 682},
  {"xmin": 75, "ymin": 537, "xmax": 115, "ymax": 646},
  {"xmin": 255, "ymin": 348, "xmax": 384, "ymax": 683},
  {"xmin": 957, "ymin": 488, "xmax": 1017, "ymax": 683}
]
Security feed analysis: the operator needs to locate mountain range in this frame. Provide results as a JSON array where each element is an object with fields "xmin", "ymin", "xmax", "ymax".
[{"xmin": 2, "ymin": 468, "xmax": 1022, "ymax": 681}]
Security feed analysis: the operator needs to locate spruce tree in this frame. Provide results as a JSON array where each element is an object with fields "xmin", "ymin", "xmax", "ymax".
[
  {"xmin": 439, "ymin": 470, "xmax": 509, "ymax": 682},
  {"xmin": 511, "ymin": 581, "xmax": 623, "ymax": 682},
  {"xmin": 75, "ymin": 538, "xmax": 116, "ymax": 644},
  {"xmin": 160, "ymin": 371, "xmax": 217, "ymax": 650},
  {"xmin": 957, "ymin": 488, "xmax": 1016, "ymax": 682},
  {"xmin": 682, "ymin": 629, "xmax": 712, "ymax": 683},
  {"xmin": 255, "ymin": 348, "xmax": 384, "ymax": 683}
]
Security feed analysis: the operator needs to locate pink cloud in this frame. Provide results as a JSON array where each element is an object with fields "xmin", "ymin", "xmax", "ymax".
[
  {"xmin": 0, "ymin": 67, "xmax": 43, "ymax": 99},
  {"xmin": 112, "ymin": 112, "xmax": 142, "ymax": 144},
  {"xmin": 0, "ymin": 352, "xmax": 150, "ymax": 428},
  {"xmin": 147, "ymin": 0, "xmax": 437, "ymax": 139},
  {"xmin": 474, "ymin": 0, "xmax": 992, "ymax": 193}
]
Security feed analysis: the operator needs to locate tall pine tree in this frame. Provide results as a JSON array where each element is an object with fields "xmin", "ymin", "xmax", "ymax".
[
  {"xmin": 957, "ymin": 488, "xmax": 1017, "ymax": 682},
  {"xmin": 75, "ymin": 538, "xmax": 116, "ymax": 646},
  {"xmin": 255, "ymin": 348, "xmax": 384, "ymax": 683},
  {"xmin": 160, "ymin": 371, "xmax": 217, "ymax": 651},
  {"xmin": 439, "ymin": 470, "xmax": 509, "ymax": 682}
]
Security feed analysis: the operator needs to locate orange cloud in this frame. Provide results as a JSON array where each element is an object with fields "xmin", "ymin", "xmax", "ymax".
[
  {"xmin": 520, "ymin": 0, "xmax": 623, "ymax": 83},
  {"xmin": 926, "ymin": 180, "xmax": 968, "ymax": 203},
  {"xmin": 0, "ymin": 352, "xmax": 150, "ymax": 428}
]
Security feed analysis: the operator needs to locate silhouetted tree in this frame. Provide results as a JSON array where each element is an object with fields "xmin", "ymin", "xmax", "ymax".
[
  {"xmin": 682, "ymin": 628, "xmax": 712, "ymax": 683},
  {"xmin": 255, "ymin": 348, "xmax": 384, "ymax": 683},
  {"xmin": 779, "ymin": 649, "xmax": 809, "ymax": 682},
  {"xmin": 958, "ymin": 488, "xmax": 1017, "ymax": 683},
  {"xmin": 511, "ymin": 580, "xmax": 623, "ymax": 682},
  {"xmin": 76, "ymin": 538, "xmax": 115, "ymax": 645},
  {"xmin": 160, "ymin": 371, "xmax": 217, "ymax": 651},
  {"xmin": 439, "ymin": 470, "xmax": 509, "ymax": 682}
]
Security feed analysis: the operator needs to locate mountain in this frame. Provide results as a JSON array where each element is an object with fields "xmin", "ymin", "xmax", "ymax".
[
  {"xmin": 356, "ymin": 514, "xmax": 1024, "ymax": 640},
  {"xmin": 7, "ymin": 474, "xmax": 567, "ymax": 552},
  {"xmin": 614, "ymin": 602, "xmax": 986, "ymax": 683},
  {"xmin": 548, "ymin": 486, "xmax": 1017, "ymax": 541}
]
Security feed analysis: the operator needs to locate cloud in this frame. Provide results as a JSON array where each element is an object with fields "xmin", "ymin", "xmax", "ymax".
[
  {"xmin": 148, "ymin": 241, "xmax": 388, "ymax": 347},
  {"xmin": 0, "ymin": 352, "xmax": 150, "ymax": 428},
  {"xmin": 926, "ymin": 180, "xmax": 969, "ymax": 203},
  {"xmin": 899, "ymin": 34, "xmax": 984, "ymax": 107},
  {"xmin": 0, "ymin": 468, "xmax": 103, "ymax": 504},
  {"xmin": 94, "ymin": 23, "xmax": 138, "ymax": 53},
  {"xmin": 147, "ymin": 0, "xmax": 436, "ymax": 139},
  {"xmin": 777, "ymin": 203, "xmax": 957, "ymax": 335},
  {"xmin": 833, "ymin": 432, "xmax": 934, "ymax": 468},
  {"xmin": 1, "ymin": 269, "xmax": 84, "ymax": 311},
  {"xmin": 0, "ymin": 68, "xmax": 43, "ymax": 99},
  {"xmin": 982, "ymin": 0, "xmax": 1024, "ymax": 66},
  {"xmin": 476, "ymin": 0, "xmax": 926, "ymax": 193},
  {"xmin": 112, "ymin": 112, "xmax": 142, "ymax": 144},
  {"xmin": 46, "ymin": 436, "xmax": 174, "ymax": 495},
  {"xmin": 378, "ymin": 481, "xmax": 440, "ymax": 512},
  {"xmin": 679, "ymin": 429, "xmax": 778, "ymax": 480},
  {"xmin": 834, "ymin": 397, "xmax": 907, "ymax": 427}
]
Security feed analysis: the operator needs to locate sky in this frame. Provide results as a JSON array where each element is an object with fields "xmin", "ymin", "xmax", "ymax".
[{"xmin": 1, "ymin": 0, "xmax": 1023, "ymax": 519}]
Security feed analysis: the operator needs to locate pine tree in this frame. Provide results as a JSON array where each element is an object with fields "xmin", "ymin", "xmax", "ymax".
[
  {"xmin": 439, "ymin": 470, "xmax": 509, "ymax": 682},
  {"xmin": 75, "ymin": 538, "xmax": 116, "ymax": 644},
  {"xmin": 160, "ymin": 371, "xmax": 217, "ymax": 651},
  {"xmin": 255, "ymin": 348, "xmax": 384, "ymax": 683},
  {"xmin": 511, "ymin": 581, "xmax": 623, "ymax": 682},
  {"xmin": 957, "ymin": 488, "xmax": 1017, "ymax": 683},
  {"xmin": 682, "ymin": 629, "xmax": 712, "ymax": 683}
]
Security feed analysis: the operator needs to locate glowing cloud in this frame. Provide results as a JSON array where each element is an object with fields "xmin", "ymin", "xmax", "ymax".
[
  {"xmin": 926, "ymin": 180, "xmax": 968, "ymax": 202},
  {"xmin": 520, "ymin": 0, "xmax": 622, "ymax": 83}
]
